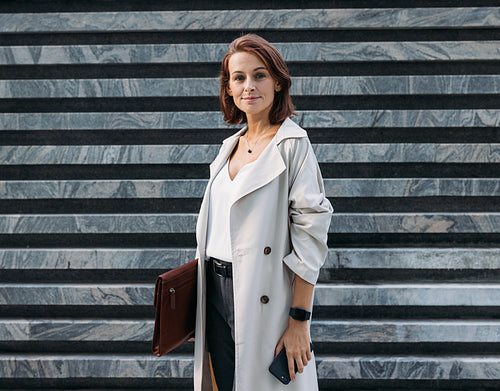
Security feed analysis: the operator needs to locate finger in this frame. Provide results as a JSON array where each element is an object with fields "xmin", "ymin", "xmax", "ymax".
[
  {"xmin": 306, "ymin": 346, "xmax": 312, "ymax": 361},
  {"xmin": 295, "ymin": 355, "xmax": 304, "ymax": 374},
  {"xmin": 287, "ymin": 353, "xmax": 296, "ymax": 382}
]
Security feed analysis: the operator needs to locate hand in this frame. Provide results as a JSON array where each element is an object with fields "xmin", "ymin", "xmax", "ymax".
[{"xmin": 274, "ymin": 319, "xmax": 312, "ymax": 382}]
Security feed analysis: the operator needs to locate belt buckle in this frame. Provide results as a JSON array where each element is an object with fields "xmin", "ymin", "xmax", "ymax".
[{"xmin": 212, "ymin": 259, "xmax": 229, "ymax": 278}]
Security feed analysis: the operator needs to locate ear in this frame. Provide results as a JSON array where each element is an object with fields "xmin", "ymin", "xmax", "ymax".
[
  {"xmin": 274, "ymin": 82, "xmax": 282, "ymax": 92},
  {"xmin": 226, "ymin": 86, "xmax": 233, "ymax": 96}
]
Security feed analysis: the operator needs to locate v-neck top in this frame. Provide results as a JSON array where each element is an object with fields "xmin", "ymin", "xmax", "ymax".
[{"xmin": 205, "ymin": 132, "xmax": 276, "ymax": 263}]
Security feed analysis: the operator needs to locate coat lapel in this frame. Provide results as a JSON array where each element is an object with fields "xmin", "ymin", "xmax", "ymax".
[{"xmin": 207, "ymin": 118, "xmax": 307, "ymax": 207}]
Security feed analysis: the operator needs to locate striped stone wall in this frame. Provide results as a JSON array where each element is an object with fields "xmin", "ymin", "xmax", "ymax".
[{"xmin": 0, "ymin": 1, "xmax": 499, "ymax": 390}]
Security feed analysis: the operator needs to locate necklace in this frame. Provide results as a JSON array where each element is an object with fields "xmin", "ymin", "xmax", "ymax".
[{"xmin": 244, "ymin": 125, "xmax": 274, "ymax": 153}]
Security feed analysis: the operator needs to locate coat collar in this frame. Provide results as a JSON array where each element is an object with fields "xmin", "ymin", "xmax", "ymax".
[{"xmin": 208, "ymin": 117, "xmax": 306, "ymax": 205}]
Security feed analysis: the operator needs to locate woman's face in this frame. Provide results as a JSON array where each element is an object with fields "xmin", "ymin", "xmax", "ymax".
[{"xmin": 227, "ymin": 51, "xmax": 281, "ymax": 121}]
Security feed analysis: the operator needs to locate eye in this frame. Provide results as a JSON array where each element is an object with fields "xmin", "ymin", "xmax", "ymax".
[
  {"xmin": 234, "ymin": 75, "xmax": 244, "ymax": 81},
  {"xmin": 255, "ymin": 73, "xmax": 266, "ymax": 79}
]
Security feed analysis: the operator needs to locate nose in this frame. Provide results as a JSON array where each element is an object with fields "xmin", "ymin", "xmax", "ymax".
[{"xmin": 244, "ymin": 78, "xmax": 255, "ymax": 91}]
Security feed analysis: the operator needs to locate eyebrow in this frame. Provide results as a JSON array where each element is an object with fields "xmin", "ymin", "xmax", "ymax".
[{"xmin": 231, "ymin": 67, "xmax": 267, "ymax": 74}]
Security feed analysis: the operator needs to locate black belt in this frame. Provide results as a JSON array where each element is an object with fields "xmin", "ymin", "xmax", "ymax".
[{"xmin": 208, "ymin": 257, "xmax": 233, "ymax": 278}]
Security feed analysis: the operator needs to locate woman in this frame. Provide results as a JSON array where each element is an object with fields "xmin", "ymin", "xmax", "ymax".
[{"xmin": 194, "ymin": 34, "xmax": 333, "ymax": 391}]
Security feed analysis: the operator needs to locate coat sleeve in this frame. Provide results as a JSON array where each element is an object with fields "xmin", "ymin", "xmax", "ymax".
[{"xmin": 282, "ymin": 137, "xmax": 333, "ymax": 285}]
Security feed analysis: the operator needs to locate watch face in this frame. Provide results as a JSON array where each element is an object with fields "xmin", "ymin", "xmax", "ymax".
[{"xmin": 290, "ymin": 308, "xmax": 310, "ymax": 321}]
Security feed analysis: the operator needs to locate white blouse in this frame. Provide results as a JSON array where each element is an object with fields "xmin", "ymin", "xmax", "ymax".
[{"xmin": 205, "ymin": 156, "xmax": 257, "ymax": 263}]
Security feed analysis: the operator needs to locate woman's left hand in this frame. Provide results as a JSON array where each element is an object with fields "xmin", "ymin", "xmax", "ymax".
[{"xmin": 274, "ymin": 318, "xmax": 312, "ymax": 382}]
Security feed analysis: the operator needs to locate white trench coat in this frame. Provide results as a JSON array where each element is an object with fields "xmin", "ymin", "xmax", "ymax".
[{"xmin": 194, "ymin": 118, "xmax": 333, "ymax": 391}]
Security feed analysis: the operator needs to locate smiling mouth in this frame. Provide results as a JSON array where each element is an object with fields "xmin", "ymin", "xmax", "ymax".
[{"xmin": 243, "ymin": 97, "xmax": 258, "ymax": 101}]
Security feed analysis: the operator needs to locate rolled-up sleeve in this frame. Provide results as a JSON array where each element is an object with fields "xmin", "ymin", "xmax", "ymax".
[{"xmin": 283, "ymin": 138, "xmax": 333, "ymax": 285}]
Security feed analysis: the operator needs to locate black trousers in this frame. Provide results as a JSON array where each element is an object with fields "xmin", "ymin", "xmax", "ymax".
[{"xmin": 206, "ymin": 259, "xmax": 235, "ymax": 391}]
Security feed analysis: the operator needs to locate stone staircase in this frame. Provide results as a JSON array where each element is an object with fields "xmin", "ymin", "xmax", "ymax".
[{"xmin": 0, "ymin": 1, "xmax": 499, "ymax": 390}]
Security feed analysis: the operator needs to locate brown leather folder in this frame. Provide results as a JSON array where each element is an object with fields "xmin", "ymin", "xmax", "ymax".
[{"xmin": 152, "ymin": 258, "xmax": 198, "ymax": 356}]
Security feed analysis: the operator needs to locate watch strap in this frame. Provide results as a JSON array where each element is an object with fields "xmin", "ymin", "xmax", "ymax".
[{"xmin": 289, "ymin": 307, "xmax": 311, "ymax": 321}]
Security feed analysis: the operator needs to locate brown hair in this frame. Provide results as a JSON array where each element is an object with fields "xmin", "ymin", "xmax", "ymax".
[{"xmin": 219, "ymin": 34, "xmax": 296, "ymax": 125}]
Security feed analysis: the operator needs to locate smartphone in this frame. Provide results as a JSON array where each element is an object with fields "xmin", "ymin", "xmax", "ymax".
[{"xmin": 269, "ymin": 342, "xmax": 314, "ymax": 385}]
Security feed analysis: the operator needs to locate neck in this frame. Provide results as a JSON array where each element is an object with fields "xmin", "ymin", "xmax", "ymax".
[{"xmin": 246, "ymin": 114, "xmax": 273, "ymax": 137}]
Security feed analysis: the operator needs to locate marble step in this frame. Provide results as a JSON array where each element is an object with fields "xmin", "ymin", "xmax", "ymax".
[
  {"xmin": 2, "ymin": 319, "xmax": 500, "ymax": 343},
  {"xmin": 1, "ymin": 353, "xmax": 500, "ymax": 381},
  {"xmin": 1, "ymin": 248, "xmax": 499, "ymax": 271},
  {"xmin": 2, "ymin": 75, "xmax": 500, "ymax": 98},
  {"xmin": 0, "ymin": 213, "xmax": 498, "ymax": 234},
  {"xmin": 1, "ymin": 110, "xmax": 497, "ymax": 130},
  {"xmin": 1, "ymin": 42, "xmax": 498, "ymax": 65},
  {"xmin": 1, "ymin": 282, "xmax": 500, "ymax": 306},
  {"xmin": 1, "ymin": 8, "xmax": 497, "ymax": 32},
  {"xmin": 2, "ymin": 144, "xmax": 498, "ymax": 165},
  {"xmin": 1, "ymin": 179, "xmax": 499, "ymax": 199}
]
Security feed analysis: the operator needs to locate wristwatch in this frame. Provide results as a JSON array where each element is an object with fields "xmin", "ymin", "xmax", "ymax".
[{"xmin": 289, "ymin": 307, "xmax": 311, "ymax": 321}]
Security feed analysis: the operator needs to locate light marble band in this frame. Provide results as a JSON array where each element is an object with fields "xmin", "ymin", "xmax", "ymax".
[
  {"xmin": 0, "ymin": 8, "xmax": 498, "ymax": 32},
  {"xmin": 1, "ymin": 144, "xmax": 498, "ymax": 164},
  {"xmin": 1, "ymin": 75, "xmax": 499, "ymax": 98},
  {"xmin": 0, "ymin": 213, "xmax": 498, "ymax": 234},
  {"xmin": 2, "ymin": 248, "xmax": 499, "ymax": 270},
  {"xmin": 1, "ymin": 110, "xmax": 497, "ymax": 130},
  {"xmin": 1, "ymin": 178, "xmax": 498, "ymax": 199},
  {"xmin": 1, "ymin": 42, "xmax": 499, "ymax": 65}
]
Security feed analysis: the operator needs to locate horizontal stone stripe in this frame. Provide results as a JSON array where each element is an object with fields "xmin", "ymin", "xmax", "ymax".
[
  {"xmin": 2, "ymin": 75, "xmax": 500, "ymax": 98},
  {"xmin": 0, "ymin": 283, "xmax": 154, "ymax": 305},
  {"xmin": 1, "ymin": 178, "xmax": 499, "ymax": 199},
  {"xmin": 0, "ymin": 353, "xmax": 193, "ymax": 378},
  {"xmin": 314, "ymin": 283, "xmax": 500, "ymax": 306},
  {"xmin": 1, "ymin": 8, "xmax": 497, "ymax": 32},
  {"xmin": 0, "ymin": 214, "xmax": 198, "ymax": 234},
  {"xmin": 316, "ymin": 356, "xmax": 500, "ymax": 380},
  {"xmin": 1, "ymin": 144, "xmax": 498, "ymax": 164},
  {"xmin": 2, "ymin": 282, "xmax": 500, "ymax": 306},
  {"xmin": 2, "ymin": 248, "xmax": 499, "ymax": 270},
  {"xmin": 0, "ymin": 248, "xmax": 195, "ymax": 269},
  {"xmin": 331, "ymin": 213, "xmax": 500, "ymax": 233},
  {"xmin": 1, "ymin": 354, "xmax": 500, "ymax": 380},
  {"xmin": 0, "ymin": 319, "xmax": 153, "ymax": 341},
  {"xmin": 2, "ymin": 319, "xmax": 500, "ymax": 343},
  {"xmin": 0, "ymin": 110, "xmax": 497, "ymax": 130},
  {"xmin": 325, "ymin": 248, "xmax": 500, "ymax": 269},
  {"xmin": 312, "ymin": 320, "xmax": 500, "ymax": 343},
  {"xmin": 0, "ymin": 213, "xmax": 498, "ymax": 234},
  {"xmin": 1, "ymin": 42, "xmax": 498, "ymax": 65}
]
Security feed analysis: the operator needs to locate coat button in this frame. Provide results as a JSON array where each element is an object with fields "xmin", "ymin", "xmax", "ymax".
[
  {"xmin": 264, "ymin": 247, "xmax": 271, "ymax": 255},
  {"xmin": 260, "ymin": 295, "xmax": 269, "ymax": 304}
]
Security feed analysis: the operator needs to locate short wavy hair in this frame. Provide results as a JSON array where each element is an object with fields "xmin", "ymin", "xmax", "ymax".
[{"xmin": 219, "ymin": 34, "xmax": 296, "ymax": 125}]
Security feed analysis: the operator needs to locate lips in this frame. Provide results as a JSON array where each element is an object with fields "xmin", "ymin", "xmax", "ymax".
[{"xmin": 243, "ymin": 96, "xmax": 258, "ymax": 101}]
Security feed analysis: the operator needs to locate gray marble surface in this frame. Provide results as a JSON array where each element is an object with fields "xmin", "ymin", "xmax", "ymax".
[
  {"xmin": 0, "ymin": 248, "xmax": 499, "ymax": 270},
  {"xmin": 1, "ymin": 178, "xmax": 498, "ymax": 199},
  {"xmin": 1, "ymin": 110, "xmax": 498, "ymax": 130},
  {"xmin": 0, "ymin": 354, "xmax": 194, "ymax": 379},
  {"xmin": 0, "ymin": 179, "xmax": 208, "ymax": 199},
  {"xmin": 324, "ymin": 248, "xmax": 500, "ymax": 270},
  {"xmin": 316, "ymin": 356, "xmax": 500, "ymax": 380},
  {"xmin": 1, "ymin": 41, "xmax": 498, "ymax": 65},
  {"xmin": 2, "ymin": 144, "xmax": 498, "ymax": 164},
  {"xmin": 1, "ymin": 8, "xmax": 497, "ymax": 32},
  {"xmin": 2, "ymin": 319, "xmax": 500, "ymax": 343},
  {"xmin": 1, "ymin": 354, "xmax": 500, "ymax": 380},
  {"xmin": 2, "ymin": 282, "xmax": 500, "ymax": 306},
  {"xmin": 0, "ymin": 248, "xmax": 195, "ymax": 270},
  {"xmin": 0, "ymin": 319, "xmax": 153, "ymax": 341},
  {"xmin": 2, "ymin": 75, "xmax": 499, "ymax": 98},
  {"xmin": 312, "ymin": 320, "xmax": 500, "ymax": 343},
  {"xmin": 0, "ymin": 283, "xmax": 154, "ymax": 305},
  {"xmin": 0, "ymin": 213, "xmax": 498, "ymax": 234},
  {"xmin": 0, "ymin": 214, "xmax": 197, "ymax": 234},
  {"xmin": 314, "ymin": 282, "xmax": 500, "ymax": 306},
  {"xmin": 330, "ymin": 213, "xmax": 500, "ymax": 233}
]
